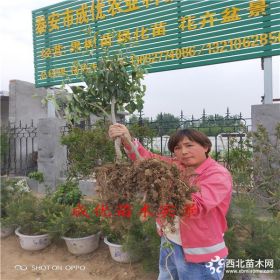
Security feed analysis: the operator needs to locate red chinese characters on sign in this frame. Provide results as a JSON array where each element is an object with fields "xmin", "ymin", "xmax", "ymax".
[
  {"xmin": 115, "ymin": 203, "xmax": 132, "ymax": 218},
  {"xmin": 157, "ymin": 204, "xmax": 176, "ymax": 219},
  {"xmin": 138, "ymin": 203, "xmax": 154, "ymax": 218},
  {"xmin": 72, "ymin": 203, "xmax": 90, "ymax": 218},
  {"xmin": 72, "ymin": 203, "xmax": 198, "ymax": 219},
  {"xmin": 94, "ymin": 204, "xmax": 112, "ymax": 217}
]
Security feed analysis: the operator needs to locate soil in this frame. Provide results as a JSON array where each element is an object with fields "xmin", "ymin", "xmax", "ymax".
[
  {"xmin": 1, "ymin": 234, "xmax": 158, "ymax": 280},
  {"xmin": 2, "ymin": 234, "xmax": 279, "ymax": 280}
]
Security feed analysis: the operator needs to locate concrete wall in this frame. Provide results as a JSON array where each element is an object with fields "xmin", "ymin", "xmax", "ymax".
[
  {"xmin": 37, "ymin": 118, "xmax": 67, "ymax": 193},
  {"xmin": 9, "ymin": 80, "xmax": 48, "ymax": 125},
  {"xmin": 251, "ymin": 104, "xmax": 280, "ymax": 144}
]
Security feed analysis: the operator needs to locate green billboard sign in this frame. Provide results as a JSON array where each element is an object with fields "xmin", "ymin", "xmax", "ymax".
[{"xmin": 32, "ymin": 0, "xmax": 280, "ymax": 88}]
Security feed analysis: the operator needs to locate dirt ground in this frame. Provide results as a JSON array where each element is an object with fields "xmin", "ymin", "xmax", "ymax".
[{"xmin": 1, "ymin": 234, "xmax": 158, "ymax": 280}]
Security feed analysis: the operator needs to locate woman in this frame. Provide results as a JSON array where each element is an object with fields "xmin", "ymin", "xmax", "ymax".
[{"xmin": 109, "ymin": 123, "xmax": 232, "ymax": 280}]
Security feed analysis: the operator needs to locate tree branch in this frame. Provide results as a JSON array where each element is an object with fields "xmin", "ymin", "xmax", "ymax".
[{"xmin": 89, "ymin": 102, "xmax": 111, "ymax": 121}]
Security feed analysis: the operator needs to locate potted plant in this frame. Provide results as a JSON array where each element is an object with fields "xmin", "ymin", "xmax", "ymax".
[
  {"xmin": 47, "ymin": 202, "xmax": 101, "ymax": 255},
  {"xmin": 1, "ymin": 178, "xmax": 31, "ymax": 238},
  {"xmin": 101, "ymin": 203, "xmax": 147, "ymax": 263},
  {"xmin": 5, "ymin": 191, "xmax": 53, "ymax": 250}
]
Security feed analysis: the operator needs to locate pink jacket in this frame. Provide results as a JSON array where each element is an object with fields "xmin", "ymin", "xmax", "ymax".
[{"xmin": 124, "ymin": 140, "xmax": 232, "ymax": 263}]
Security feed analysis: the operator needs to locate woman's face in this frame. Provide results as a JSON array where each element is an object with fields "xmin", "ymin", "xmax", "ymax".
[{"xmin": 173, "ymin": 136, "xmax": 208, "ymax": 168}]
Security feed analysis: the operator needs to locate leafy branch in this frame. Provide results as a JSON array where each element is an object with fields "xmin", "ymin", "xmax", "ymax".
[{"xmin": 63, "ymin": 51, "xmax": 147, "ymax": 162}]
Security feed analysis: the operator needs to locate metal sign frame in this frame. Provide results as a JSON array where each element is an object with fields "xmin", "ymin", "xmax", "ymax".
[{"xmin": 32, "ymin": 0, "xmax": 280, "ymax": 88}]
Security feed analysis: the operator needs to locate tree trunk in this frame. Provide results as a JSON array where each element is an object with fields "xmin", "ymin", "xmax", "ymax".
[
  {"xmin": 111, "ymin": 96, "xmax": 142, "ymax": 162},
  {"xmin": 111, "ymin": 96, "xmax": 123, "ymax": 163}
]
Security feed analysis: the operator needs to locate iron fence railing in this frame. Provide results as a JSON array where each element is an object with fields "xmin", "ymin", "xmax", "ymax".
[
  {"xmin": 1, "ymin": 111, "xmax": 251, "ymax": 175},
  {"xmin": 122, "ymin": 110, "xmax": 251, "ymax": 168},
  {"xmin": 1, "ymin": 121, "xmax": 37, "ymax": 176},
  {"xmin": 61, "ymin": 110, "xmax": 251, "ymax": 169}
]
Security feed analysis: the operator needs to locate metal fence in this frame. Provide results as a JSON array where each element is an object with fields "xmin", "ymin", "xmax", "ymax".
[
  {"xmin": 60, "ymin": 110, "xmax": 251, "ymax": 168},
  {"xmin": 1, "ymin": 111, "xmax": 251, "ymax": 175},
  {"xmin": 124, "ymin": 110, "xmax": 251, "ymax": 168},
  {"xmin": 1, "ymin": 121, "xmax": 38, "ymax": 176}
]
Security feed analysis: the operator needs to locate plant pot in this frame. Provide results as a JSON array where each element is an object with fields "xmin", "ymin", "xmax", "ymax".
[
  {"xmin": 104, "ymin": 236, "xmax": 140, "ymax": 263},
  {"xmin": 1, "ymin": 225, "xmax": 14, "ymax": 238},
  {"xmin": 15, "ymin": 227, "xmax": 51, "ymax": 251},
  {"xmin": 62, "ymin": 232, "xmax": 101, "ymax": 255}
]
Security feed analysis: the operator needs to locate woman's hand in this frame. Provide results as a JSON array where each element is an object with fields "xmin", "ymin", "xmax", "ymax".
[{"xmin": 108, "ymin": 123, "xmax": 132, "ymax": 146}]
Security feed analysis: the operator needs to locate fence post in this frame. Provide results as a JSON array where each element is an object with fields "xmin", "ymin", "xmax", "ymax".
[{"xmin": 37, "ymin": 118, "xmax": 67, "ymax": 193}]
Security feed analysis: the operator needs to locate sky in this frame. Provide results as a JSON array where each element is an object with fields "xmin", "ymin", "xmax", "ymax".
[{"xmin": 0, "ymin": 1, "xmax": 279, "ymax": 120}]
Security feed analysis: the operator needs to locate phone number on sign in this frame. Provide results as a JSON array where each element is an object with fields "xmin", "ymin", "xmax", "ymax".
[
  {"xmin": 132, "ymin": 31, "xmax": 280, "ymax": 64},
  {"xmin": 200, "ymin": 31, "xmax": 280, "ymax": 54}
]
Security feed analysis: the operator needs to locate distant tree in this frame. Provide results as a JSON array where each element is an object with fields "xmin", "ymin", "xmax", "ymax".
[
  {"xmin": 127, "ymin": 114, "xmax": 156, "ymax": 144},
  {"xmin": 128, "ymin": 114, "xmax": 138, "ymax": 123},
  {"xmin": 198, "ymin": 114, "xmax": 245, "ymax": 136},
  {"xmin": 151, "ymin": 113, "xmax": 180, "ymax": 136},
  {"xmin": 127, "ymin": 114, "xmax": 150, "ymax": 124}
]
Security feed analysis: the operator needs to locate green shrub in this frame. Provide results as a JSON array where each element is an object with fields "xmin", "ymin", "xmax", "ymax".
[
  {"xmin": 1, "ymin": 178, "xmax": 31, "ymax": 226},
  {"xmin": 5, "ymin": 191, "xmax": 68, "ymax": 236},
  {"xmin": 28, "ymin": 171, "xmax": 44, "ymax": 183},
  {"xmin": 51, "ymin": 180, "xmax": 82, "ymax": 206},
  {"xmin": 61, "ymin": 123, "xmax": 114, "ymax": 178},
  {"xmin": 225, "ymin": 137, "xmax": 253, "ymax": 193},
  {"xmin": 223, "ymin": 124, "xmax": 280, "ymax": 278},
  {"xmin": 228, "ymin": 195, "xmax": 280, "ymax": 268},
  {"xmin": 5, "ymin": 192, "xmax": 45, "ymax": 235},
  {"xmin": 45, "ymin": 202, "xmax": 100, "ymax": 239},
  {"xmin": 223, "ymin": 124, "xmax": 280, "ymax": 215},
  {"xmin": 251, "ymin": 124, "xmax": 280, "ymax": 216}
]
